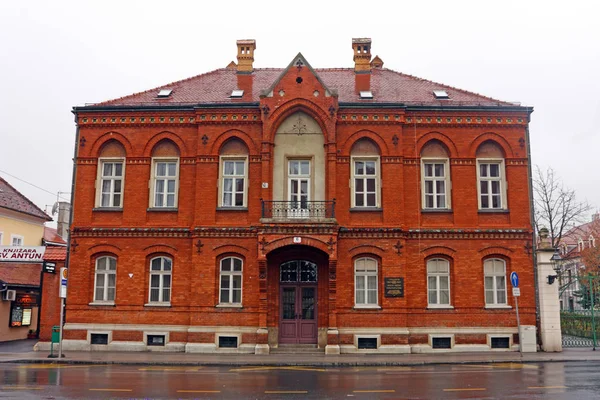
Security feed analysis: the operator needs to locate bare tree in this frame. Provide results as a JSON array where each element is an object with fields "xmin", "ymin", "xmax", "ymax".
[{"xmin": 533, "ymin": 166, "xmax": 592, "ymax": 248}]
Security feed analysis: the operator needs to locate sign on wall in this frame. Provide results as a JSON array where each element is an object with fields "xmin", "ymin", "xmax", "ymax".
[
  {"xmin": 0, "ymin": 246, "xmax": 46, "ymax": 262},
  {"xmin": 384, "ymin": 277, "xmax": 404, "ymax": 297},
  {"xmin": 9, "ymin": 305, "xmax": 32, "ymax": 327}
]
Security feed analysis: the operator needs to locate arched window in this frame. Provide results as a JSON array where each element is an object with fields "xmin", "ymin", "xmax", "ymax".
[
  {"xmin": 96, "ymin": 140, "xmax": 126, "ymax": 208},
  {"xmin": 421, "ymin": 140, "xmax": 450, "ymax": 209},
  {"xmin": 94, "ymin": 256, "xmax": 116, "ymax": 303},
  {"xmin": 150, "ymin": 140, "xmax": 180, "ymax": 208},
  {"xmin": 578, "ymin": 239, "xmax": 584, "ymax": 252},
  {"xmin": 476, "ymin": 141, "xmax": 506, "ymax": 210},
  {"xmin": 484, "ymin": 258, "xmax": 507, "ymax": 306},
  {"xmin": 590, "ymin": 236, "xmax": 596, "ymax": 248},
  {"xmin": 219, "ymin": 257, "xmax": 243, "ymax": 305},
  {"xmin": 351, "ymin": 139, "xmax": 381, "ymax": 208},
  {"xmin": 219, "ymin": 139, "xmax": 249, "ymax": 208},
  {"xmin": 354, "ymin": 257, "xmax": 378, "ymax": 306},
  {"xmin": 427, "ymin": 258, "xmax": 450, "ymax": 306},
  {"xmin": 148, "ymin": 256, "xmax": 172, "ymax": 304}
]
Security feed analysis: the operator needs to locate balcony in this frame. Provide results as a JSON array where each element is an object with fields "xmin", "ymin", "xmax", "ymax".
[{"xmin": 261, "ymin": 200, "xmax": 336, "ymax": 223}]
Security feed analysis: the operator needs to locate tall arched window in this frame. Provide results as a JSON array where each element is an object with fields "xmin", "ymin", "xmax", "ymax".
[
  {"xmin": 476, "ymin": 141, "xmax": 506, "ymax": 210},
  {"xmin": 150, "ymin": 140, "xmax": 180, "ymax": 208},
  {"xmin": 484, "ymin": 258, "xmax": 507, "ymax": 306},
  {"xmin": 148, "ymin": 256, "xmax": 172, "ymax": 304},
  {"xmin": 427, "ymin": 258, "xmax": 450, "ymax": 306},
  {"xmin": 94, "ymin": 256, "xmax": 117, "ymax": 303},
  {"xmin": 421, "ymin": 140, "xmax": 451, "ymax": 210},
  {"xmin": 219, "ymin": 139, "xmax": 249, "ymax": 208},
  {"xmin": 96, "ymin": 140, "xmax": 126, "ymax": 208},
  {"xmin": 351, "ymin": 139, "xmax": 381, "ymax": 208},
  {"xmin": 354, "ymin": 257, "xmax": 378, "ymax": 306},
  {"xmin": 219, "ymin": 257, "xmax": 243, "ymax": 305}
]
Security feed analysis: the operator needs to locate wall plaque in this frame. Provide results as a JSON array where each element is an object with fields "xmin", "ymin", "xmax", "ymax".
[{"xmin": 384, "ymin": 277, "xmax": 404, "ymax": 298}]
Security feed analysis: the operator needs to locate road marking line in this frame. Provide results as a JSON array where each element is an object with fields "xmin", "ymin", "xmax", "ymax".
[
  {"xmin": 353, "ymin": 390, "xmax": 396, "ymax": 393},
  {"xmin": 89, "ymin": 388, "xmax": 133, "ymax": 392},
  {"xmin": 17, "ymin": 364, "xmax": 97, "ymax": 369},
  {"xmin": 177, "ymin": 390, "xmax": 222, "ymax": 393},
  {"xmin": 139, "ymin": 366, "xmax": 204, "ymax": 371},
  {"xmin": 231, "ymin": 366, "xmax": 325, "ymax": 372},
  {"xmin": 265, "ymin": 390, "xmax": 308, "ymax": 394},
  {"xmin": 444, "ymin": 388, "xmax": 487, "ymax": 392},
  {"xmin": 528, "ymin": 386, "xmax": 568, "ymax": 389},
  {"xmin": 1, "ymin": 386, "xmax": 43, "ymax": 390}
]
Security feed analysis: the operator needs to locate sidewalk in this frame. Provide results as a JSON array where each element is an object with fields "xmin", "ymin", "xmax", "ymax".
[{"xmin": 0, "ymin": 344, "xmax": 599, "ymax": 366}]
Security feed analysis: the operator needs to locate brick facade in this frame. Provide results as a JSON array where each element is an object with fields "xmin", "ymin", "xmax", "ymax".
[{"xmin": 65, "ymin": 39, "xmax": 535, "ymax": 354}]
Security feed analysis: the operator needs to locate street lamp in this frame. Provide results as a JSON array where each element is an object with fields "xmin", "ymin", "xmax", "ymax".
[{"xmin": 548, "ymin": 248, "xmax": 561, "ymax": 285}]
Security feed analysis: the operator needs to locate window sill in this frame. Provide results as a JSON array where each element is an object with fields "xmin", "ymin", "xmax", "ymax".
[
  {"xmin": 421, "ymin": 209, "xmax": 453, "ymax": 213},
  {"xmin": 93, "ymin": 207, "xmax": 123, "ymax": 212},
  {"xmin": 478, "ymin": 209, "xmax": 509, "ymax": 214},
  {"xmin": 485, "ymin": 304, "xmax": 512, "ymax": 309},
  {"xmin": 350, "ymin": 207, "xmax": 382, "ymax": 213},
  {"xmin": 427, "ymin": 305, "xmax": 454, "ymax": 309},
  {"xmin": 144, "ymin": 303, "xmax": 171, "ymax": 307},
  {"xmin": 353, "ymin": 305, "xmax": 381, "ymax": 310},
  {"xmin": 89, "ymin": 302, "xmax": 115, "ymax": 306},
  {"xmin": 147, "ymin": 207, "xmax": 178, "ymax": 212},
  {"xmin": 216, "ymin": 303, "xmax": 243, "ymax": 308},
  {"xmin": 216, "ymin": 207, "xmax": 248, "ymax": 212}
]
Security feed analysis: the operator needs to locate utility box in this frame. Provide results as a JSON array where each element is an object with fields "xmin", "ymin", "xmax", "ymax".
[{"xmin": 520, "ymin": 325, "xmax": 537, "ymax": 353}]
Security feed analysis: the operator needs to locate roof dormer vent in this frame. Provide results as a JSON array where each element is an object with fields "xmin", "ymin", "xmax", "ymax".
[
  {"xmin": 433, "ymin": 90, "xmax": 449, "ymax": 99},
  {"xmin": 230, "ymin": 89, "xmax": 244, "ymax": 98},
  {"xmin": 157, "ymin": 89, "xmax": 172, "ymax": 98}
]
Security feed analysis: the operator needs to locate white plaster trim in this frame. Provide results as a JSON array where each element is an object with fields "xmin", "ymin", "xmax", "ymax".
[
  {"xmin": 411, "ymin": 344, "xmax": 491, "ymax": 353},
  {"xmin": 144, "ymin": 303, "xmax": 171, "ymax": 307},
  {"xmin": 64, "ymin": 323, "xmax": 260, "ymax": 333},
  {"xmin": 485, "ymin": 304, "xmax": 512, "ymax": 309},
  {"xmin": 325, "ymin": 344, "xmax": 340, "ymax": 355},
  {"xmin": 427, "ymin": 305, "xmax": 454, "ymax": 309},
  {"xmin": 88, "ymin": 302, "xmax": 115, "ymax": 306},
  {"xmin": 378, "ymin": 345, "xmax": 411, "ymax": 354},
  {"xmin": 216, "ymin": 303, "xmax": 243, "ymax": 308},
  {"xmin": 187, "ymin": 326, "xmax": 258, "ymax": 333},
  {"xmin": 409, "ymin": 327, "xmax": 518, "ymax": 334},
  {"xmin": 353, "ymin": 305, "xmax": 382, "ymax": 310},
  {"xmin": 87, "ymin": 330, "xmax": 113, "ymax": 345},
  {"xmin": 338, "ymin": 327, "xmax": 410, "ymax": 335},
  {"xmin": 144, "ymin": 331, "xmax": 169, "ymax": 347}
]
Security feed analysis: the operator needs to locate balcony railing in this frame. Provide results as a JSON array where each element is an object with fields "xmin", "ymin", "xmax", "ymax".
[{"xmin": 261, "ymin": 200, "xmax": 336, "ymax": 220}]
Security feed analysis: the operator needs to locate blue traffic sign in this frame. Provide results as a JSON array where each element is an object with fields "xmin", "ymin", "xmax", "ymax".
[{"xmin": 510, "ymin": 272, "xmax": 519, "ymax": 288}]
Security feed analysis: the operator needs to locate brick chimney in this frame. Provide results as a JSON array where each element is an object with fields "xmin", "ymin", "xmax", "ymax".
[
  {"xmin": 352, "ymin": 38, "xmax": 372, "ymax": 93},
  {"xmin": 236, "ymin": 39, "xmax": 256, "ymax": 74}
]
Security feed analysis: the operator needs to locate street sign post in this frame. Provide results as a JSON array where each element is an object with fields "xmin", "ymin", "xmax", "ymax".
[
  {"xmin": 510, "ymin": 272, "xmax": 522, "ymax": 353},
  {"xmin": 58, "ymin": 268, "xmax": 67, "ymax": 358}
]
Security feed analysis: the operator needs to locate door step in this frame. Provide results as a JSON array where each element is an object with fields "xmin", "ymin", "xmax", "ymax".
[{"xmin": 271, "ymin": 344, "xmax": 324, "ymax": 354}]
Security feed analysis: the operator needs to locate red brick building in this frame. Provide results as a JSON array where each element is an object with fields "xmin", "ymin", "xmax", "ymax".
[{"xmin": 65, "ymin": 38, "xmax": 535, "ymax": 354}]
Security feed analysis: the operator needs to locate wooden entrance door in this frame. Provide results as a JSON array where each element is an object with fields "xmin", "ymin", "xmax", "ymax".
[{"xmin": 279, "ymin": 285, "xmax": 317, "ymax": 344}]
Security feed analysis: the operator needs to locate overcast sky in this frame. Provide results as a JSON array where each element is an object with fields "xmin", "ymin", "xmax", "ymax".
[{"xmin": 1, "ymin": 0, "xmax": 599, "ymax": 223}]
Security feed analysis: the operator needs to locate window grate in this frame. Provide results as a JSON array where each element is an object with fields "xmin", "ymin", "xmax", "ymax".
[
  {"xmin": 147, "ymin": 334, "xmax": 165, "ymax": 346},
  {"xmin": 491, "ymin": 337, "xmax": 510, "ymax": 349},
  {"xmin": 91, "ymin": 333, "xmax": 108, "ymax": 345},
  {"xmin": 357, "ymin": 338, "xmax": 377, "ymax": 349},
  {"xmin": 218, "ymin": 336, "xmax": 238, "ymax": 348},
  {"xmin": 432, "ymin": 337, "xmax": 452, "ymax": 349}
]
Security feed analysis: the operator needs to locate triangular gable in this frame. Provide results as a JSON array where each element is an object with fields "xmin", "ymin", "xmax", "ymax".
[{"xmin": 261, "ymin": 53, "xmax": 337, "ymax": 98}]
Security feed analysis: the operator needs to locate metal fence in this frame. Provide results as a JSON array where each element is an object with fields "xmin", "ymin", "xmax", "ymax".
[
  {"xmin": 560, "ymin": 274, "xmax": 598, "ymax": 349},
  {"xmin": 261, "ymin": 200, "xmax": 336, "ymax": 220}
]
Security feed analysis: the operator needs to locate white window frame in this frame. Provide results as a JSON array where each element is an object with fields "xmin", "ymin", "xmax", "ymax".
[
  {"xmin": 421, "ymin": 158, "xmax": 450, "ymax": 209},
  {"xmin": 476, "ymin": 158, "xmax": 506, "ymax": 210},
  {"xmin": 96, "ymin": 158, "xmax": 125, "ymax": 208},
  {"xmin": 590, "ymin": 236, "xmax": 596, "ymax": 248},
  {"xmin": 219, "ymin": 156, "xmax": 248, "ymax": 208},
  {"xmin": 484, "ymin": 258, "xmax": 508, "ymax": 307},
  {"xmin": 150, "ymin": 158, "xmax": 179, "ymax": 208},
  {"xmin": 0, "ymin": 232, "xmax": 3, "ymax": 245},
  {"xmin": 578, "ymin": 239, "xmax": 584, "ymax": 252},
  {"xmin": 10, "ymin": 234, "xmax": 24, "ymax": 246},
  {"xmin": 148, "ymin": 256, "xmax": 172, "ymax": 304},
  {"xmin": 219, "ymin": 257, "xmax": 243, "ymax": 306},
  {"xmin": 354, "ymin": 257, "xmax": 379, "ymax": 307},
  {"xmin": 427, "ymin": 258, "xmax": 452, "ymax": 307},
  {"xmin": 351, "ymin": 157, "xmax": 380, "ymax": 208},
  {"xmin": 93, "ymin": 256, "xmax": 116, "ymax": 303}
]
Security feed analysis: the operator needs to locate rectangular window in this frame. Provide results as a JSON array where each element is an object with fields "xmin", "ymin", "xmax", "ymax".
[
  {"xmin": 218, "ymin": 336, "xmax": 239, "ymax": 348},
  {"xmin": 219, "ymin": 257, "xmax": 243, "ymax": 305},
  {"xmin": 94, "ymin": 256, "xmax": 116, "ymax": 302},
  {"xmin": 221, "ymin": 159, "xmax": 247, "ymax": 207},
  {"xmin": 91, "ymin": 333, "xmax": 109, "ymax": 345},
  {"xmin": 491, "ymin": 337, "xmax": 510, "ymax": 349},
  {"xmin": 478, "ymin": 160, "xmax": 504, "ymax": 209},
  {"xmin": 352, "ymin": 159, "xmax": 378, "ymax": 207},
  {"xmin": 432, "ymin": 337, "xmax": 452, "ymax": 349},
  {"xmin": 152, "ymin": 160, "xmax": 178, "ymax": 208},
  {"xmin": 427, "ymin": 259, "xmax": 450, "ymax": 306},
  {"xmin": 484, "ymin": 259, "xmax": 507, "ymax": 306},
  {"xmin": 98, "ymin": 160, "xmax": 124, "ymax": 207},
  {"xmin": 148, "ymin": 257, "xmax": 172, "ymax": 304},
  {"xmin": 147, "ymin": 334, "xmax": 165, "ymax": 346},
  {"xmin": 422, "ymin": 160, "xmax": 449, "ymax": 209},
  {"xmin": 355, "ymin": 258, "xmax": 378, "ymax": 306},
  {"xmin": 357, "ymin": 337, "xmax": 378, "ymax": 349},
  {"xmin": 11, "ymin": 235, "xmax": 23, "ymax": 246}
]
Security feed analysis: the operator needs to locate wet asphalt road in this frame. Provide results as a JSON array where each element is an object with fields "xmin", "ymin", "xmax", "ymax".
[{"xmin": 0, "ymin": 361, "xmax": 599, "ymax": 399}]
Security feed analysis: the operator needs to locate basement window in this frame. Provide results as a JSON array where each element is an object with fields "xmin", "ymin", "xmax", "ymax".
[
  {"xmin": 357, "ymin": 337, "xmax": 378, "ymax": 349},
  {"xmin": 218, "ymin": 336, "xmax": 238, "ymax": 348},
  {"xmin": 433, "ymin": 90, "xmax": 449, "ymax": 99},
  {"xmin": 432, "ymin": 337, "xmax": 452, "ymax": 349},
  {"xmin": 157, "ymin": 89, "xmax": 173, "ymax": 98},
  {"xmin": 491, "ymin": 337, "xmax": 510, "ymax": 349},
  {"xmin": 147, "ymin": 334, "xmax": 166, "ymax": 346},
  {"xmin": 359, "ymin": 91, "xmax": 373, "ymax": 99},
  {"xmin": 90, "ymin": 333, "xmax": 108, "ymax": 345},
  {"xmin": 230, "ymin": 89, "xmax": 244, "ymax": 98}
]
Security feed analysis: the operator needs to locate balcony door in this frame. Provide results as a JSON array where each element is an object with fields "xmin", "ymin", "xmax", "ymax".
[{"xmin": 288, "ymin": 160, "xmax": 310, "ymax": 218}]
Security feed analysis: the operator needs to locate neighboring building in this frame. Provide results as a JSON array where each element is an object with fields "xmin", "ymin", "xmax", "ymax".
[
  {"xmin": 65, "ymin": 38, "xmax": 535, "ymax": 354},
  {"xmin": 557, "ymin": 214, "xmax": 599, "ymax": 311},
  {"xmin": 0, "ymin": 177, "xmax": 52, "ymax": 342}
]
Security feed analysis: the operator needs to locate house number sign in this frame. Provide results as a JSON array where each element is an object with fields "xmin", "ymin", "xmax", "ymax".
[{"xmin": 293, "ymin": 237, "xmax": 302, "ymax": 243}]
